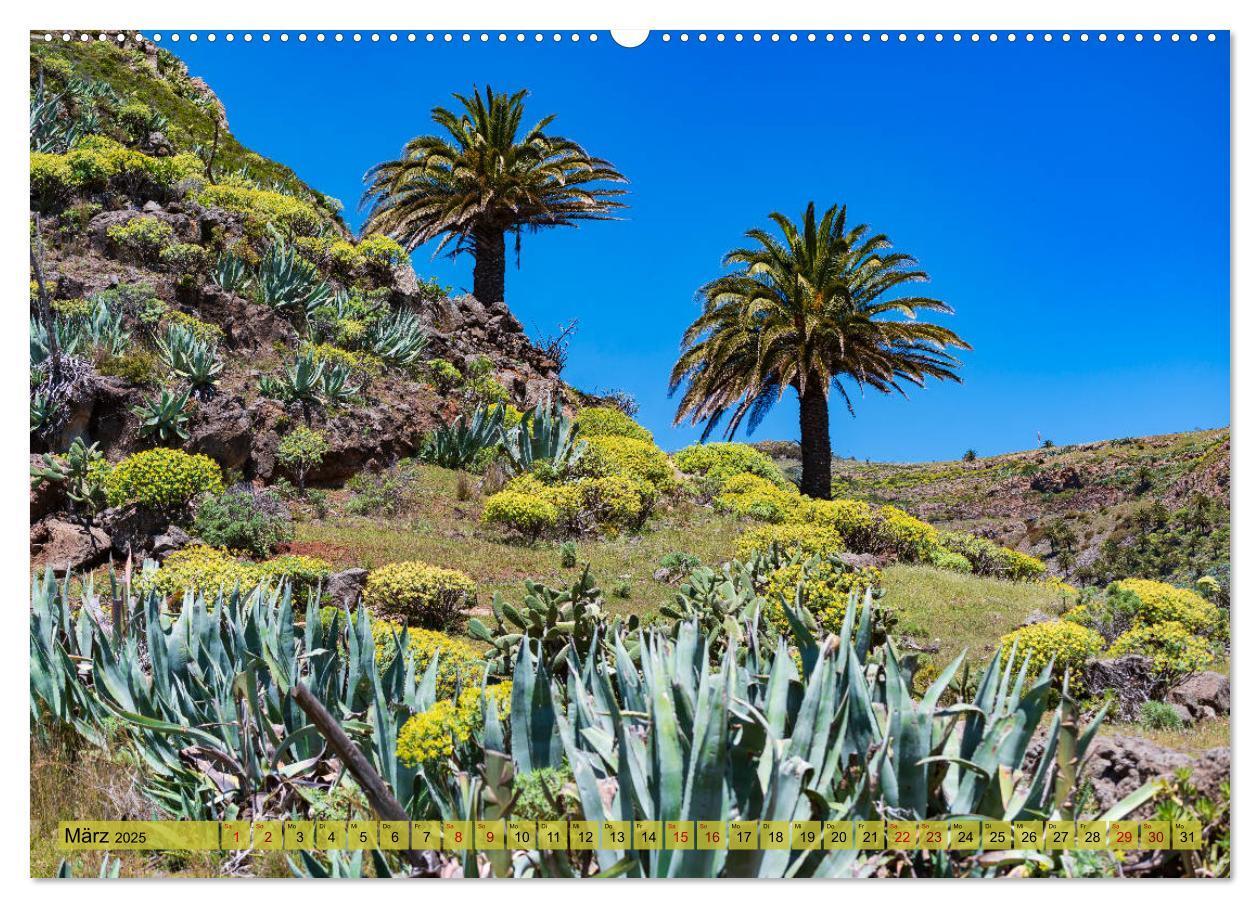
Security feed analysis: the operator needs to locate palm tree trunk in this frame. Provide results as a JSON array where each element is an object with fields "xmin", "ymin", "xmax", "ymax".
[
  {"xmin": 472, "ymin": 226, "xmax": 506, "ymax": 303},
  {"xmin": 798, "ymin": 376, "xmax": 832, "ymax": 499}
]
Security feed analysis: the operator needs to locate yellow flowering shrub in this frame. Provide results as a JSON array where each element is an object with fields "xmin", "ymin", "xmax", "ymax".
[
  {"xmin": 396, "ymin": 682, "xmax": 512, "ymax": 766},
  {"xmin": 792, "ymin": 497, "xmax": 877, "ymax": 547},
  {"xmin": 166, "ymin": 310, "xmax": 224, "ymax": 345},
  {"xmin": 136, "ymin": 545, "xmax": 259, "ymax": 599},
  {"xmin": 574, "ymin": 406, "xmax": 654, "ymax": 443},
  {"xmin": 672, "ymin": 442, "xmax": 788, "ymax": 487},
  {"xmin": 575, "ymin": 474, "xmax": 652, "ymax": 529},
  {"xmin": 736, "ymin": 522, "xmax": 844, "ymax": 560},
  {"xmin": 262, "ymin": 554, "xmax": 333, "ymax": 599},
  {"xmin": 301, "ymin": 342, "xmax": 383, "ymax": 378},
  {"xmin": 371, "ymin": 622, "xmax": 486, "ymax": 699},
  {"xmin": 196, "ymin": 183, "xmax": 324, "ymax": 236},
  {"xmin": 871, "ymin": 505, "xmax": 940, "ymax": 561},
  {"xmin": 937, "ymin": 531, "xmax": 1047, "ymax": 581},
  {"xmin": 482, "ymin": 490, "xmax": 560, "ymax": 538},
  {"xmin": 364, "ymin": 561, "xmax": 477, "ymax": 628},
  {"xmin": 578, "ymin": 435, "xmax": 674, "ymax": 489},
  {"xmin": 764, "ymin": 559, "xmax": 885, "ymax": 635},
  {"xmin": 1107, "ymin": 621, "xmax": 1213, "ymax": 676},
  {"xmin": 104, "ymin": 448, "xmax": 224, "ymax": 510},
  {"xmin": 714, "ymin": 472, "xmax": 798, "ymax": 523},
  {"xmin": 1109, "ymin": 579, "xmax": 1219, "ymax": 635},
  {"xmin": 998, "ymin": 620, "xmax": 1105, "ymax": 688},
  {"xmin": 106, "ymin": 216, "xmax": 174, "ymax": 260},
  {"xmin": 136, "ymin": 545, "xmax": 331, "ymax": 600},
  {"xmin": 31, "ymin": 137, "xmax": 201, "ymax": 208}
]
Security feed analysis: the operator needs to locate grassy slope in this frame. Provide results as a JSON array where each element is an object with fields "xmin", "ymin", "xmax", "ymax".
[
  {"xmin": 290, "ymin": 463, "xmax": 1070, "ymax": 665},
  {"xmin": 759, "ymin": 428, "xmax": 1229, "ymax": 581},
  {"xmin": 30, "ymin": 36, "xmax": 328, "ymax": 206}
]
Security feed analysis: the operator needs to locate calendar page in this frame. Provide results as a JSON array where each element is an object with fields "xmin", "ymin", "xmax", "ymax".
[{"xmin": 28, "ymin": 25, "xmax": 1230, "ymax": 880}]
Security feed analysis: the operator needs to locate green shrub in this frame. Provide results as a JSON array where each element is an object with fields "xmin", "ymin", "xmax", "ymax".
[
  {"xmin": 578, "ymin": 435, "xmax": 674, "ymax": 489},
  {"xmin": 106, "ymin": 216, "xmax": 174, "ymax": 262},
  {"xmin": 1139, "ymin": 701, "xmax": 1185, "ymax": 731},
  {"xmin": 763, "ymin": 557, "xmax": 885, "ymax": 636},
  {"xmin": 276, "ymin": 426, "xmax": 329, "ymax": 493},
  {"xmin": 427, "ymin": 358, "xmax": 461, "ymax": 393},
  {"xmin": 371, "ymin": 622, "xmax": 487, "ymax": 699},
  {"xmin": 512, "ymin": 766, "xmax": 581, "ymax": 822},
  {"xmin": 998, "ymin": 620, "xmax": 1106, "ymax": 689},
  {"xmin": 938, "ymin": 531, "xmax": 1047, "ymax": 581},
  {"xmin": 672, "ymin": 442, "xmax": 787, "ymax": 487},
  {"xmin": 364, "ymin": 561, "xmax": 477, "ymax": 629},
  {"xmin": 159, "ymin": 242, "xmax": 207, "ymax": 273},
  {"xmin": 736, "ymin": 522, "xmax": 843, "ymax": 560},
  {"xmin": 1108, "ymin": 578, "xmax": 1220, "ymax": 635},
  {"xmin": 559, "ymin": 541, "xmax": 578, "ymax": 569},
  {"xmin": 1108, "ymin": 621, "xmax": 1214, "ymax": 676},
  {"xmin": 346, "ymin": 469, "xmax": 411, "ymax": 517},
  {"xmin": 930, "ymin": 549, "xmax": 973, "ymax": 574},
  {"xmin": 574, "ymin": 406, "xmax": 653, "ymax": 443},
  {"xmin": 96, "ymin": 349, "xmax": 161, "ymax": 385},
  {"xmin": 104, "ymin": 448, "xmax": 224, "ymax": 510},
  {"xmin": 482, "ymin": 490, "xmax": 559, "ymax": 539},
  {"xmin": 193, "ymin": 488, "xmax": 293, "ymax": 557}
]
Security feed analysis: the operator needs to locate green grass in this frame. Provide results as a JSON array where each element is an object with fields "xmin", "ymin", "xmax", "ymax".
[
  {"xmin": 881, "ymin": 563, "xmax": 1074, "ymax": 666},
  {"xmin": 294, "ymin": 463, "xmax": 747, "ymax": 623}
]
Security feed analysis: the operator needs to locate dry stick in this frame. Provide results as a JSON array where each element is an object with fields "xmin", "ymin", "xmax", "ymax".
[{"xmin": 289, "ymin": 683, "xmax": 435, "ymax": 873}]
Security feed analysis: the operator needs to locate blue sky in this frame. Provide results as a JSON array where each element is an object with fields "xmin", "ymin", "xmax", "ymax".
[{"xmin": 172, "ymin": 32, "xmax": 1229, "ymax": 461}]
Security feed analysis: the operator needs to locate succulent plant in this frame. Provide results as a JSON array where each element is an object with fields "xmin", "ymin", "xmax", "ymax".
[
  {"xmin": 467, "ymin": 567, "xmax": 637, "ymax": 674},
  {"xmin": 420, "ymin": 405, "xmax": 505, "ymax": 470},
  {"xmin": 255, "ymin": 235, "xmax": 330, "ymax": 312},
  {"xmin": 502, "ymin": 395, "xmax": 587, "ymax": 477},
  {"xmin": 132, "ymin": 386, "xmax": 192, "ymax": 443},
  {"xmin": 367, "ymin": 308, "xmax": 429, "ymax": 367},
  {"xmin": 211, "ymin": 250, "xmax": 253, "ymax": 293}
]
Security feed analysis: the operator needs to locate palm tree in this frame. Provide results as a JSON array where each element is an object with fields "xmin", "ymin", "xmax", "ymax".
[
  {"xmin": 670, "ymin": 203, "xmax": 970, "ymax": 499},
  {"xmin": 361, "ymin": 86, "xmax": 627, "ymax": 304}
]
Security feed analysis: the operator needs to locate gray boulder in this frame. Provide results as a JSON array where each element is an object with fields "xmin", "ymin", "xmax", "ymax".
[
  {"xmin": 326, "ymin": 568, "xmax": 369, "ymax": 610},
  {"xmin": 31, "ymin": 518, "xmax": 111, "ymax": 574},
  {"xmin": 1169, "ymin": 672, "xmax": 1230, "ymax": 720}
]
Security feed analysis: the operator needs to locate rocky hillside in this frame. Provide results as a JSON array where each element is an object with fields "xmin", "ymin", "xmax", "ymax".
[
  {"xmin": 758, "ymin": 428, "xmax": 1230, "ymax": 590},
  {"xmin": 30, "ymin": 34, "xmax": 568, "ymax": 494}
]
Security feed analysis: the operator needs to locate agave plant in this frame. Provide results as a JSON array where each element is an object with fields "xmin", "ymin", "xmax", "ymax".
[
  {"xmin": 30, "ymin": 316, "xmax": 85, "ymax": 366},
  {"xmin": 212, "ymin": 251, "xmax": 253, "ymax": 293},
  {"xmin": 30, "ymin": 437, "xmax": 107, "ymax": 519},
  {"xmin": 30, "ymin": 391, "xmax": 53, "ymax": 434},
  {"xmin": 255, "ymin": 236, "xmax": 330, "ymax": 313},
  {"xmin": 81, "ymin": 296, "xmax": 130, "ymax": 356},
  {"xmin": 367, "ymin": 308, "xmax": 429, "ymax": 367},
  {"xmin": 258, "ymin": 353, "xmax": 326, "ymax": 423},
  {"xmin": 132, "ymin": 387, "xmax": 192, "ymax": 443},
  {"xmin": 419, "ymin": 405, "xmax": 505, "ymax": 470},
  {"xmin": 320, "ymin": 361, "xmax": 360, "ymax": 406},
  {"xmin": 29, "ymin": 73, "xmax": 78, "ymax": 153},
  {"xmin": 157, "ymin": 324, "xmax": 222, "ymax": 394},
  {"xmin": 502, "ymin": 396, "xmax": 586, "ymax": 476},
  {"xmin": 29, "ymin": 569, "xmax": 458, "ymax": 839}
]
